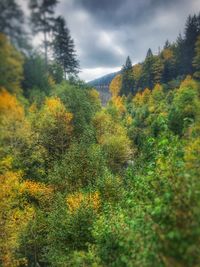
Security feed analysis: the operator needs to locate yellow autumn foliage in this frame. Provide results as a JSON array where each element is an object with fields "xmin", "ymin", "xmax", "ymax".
[
  {"xmin": 180, "ymin": 75, "xmax": 199, "ymax": 94},
  {"xmin": 66, "ymin": 191, "xmax": 100, "ymax": 213},
  {"xmin": 0, "ymin": 33, "xmax": 24, "ymax": 94},
  {"xmin": 125, "ymin": 115, "xmax": 133, "ymax": 126},
  {"xmin": 20, "ymin": 180, "xmax": 53, "ymax": 203},
  {"xmin": 133, "ymin": 88, "xmax": 151, "ymax": 107},
  {"xmin": 112, "ymin": 96, "xmax": 126, "ymax": 114},
  {"xmin": 45, "ymin": 97, "xmax": 65, "ymax": 114},
  {"xmin": 109, "ymin": 74, "xmax": 122, "ymax": 97},
  {"xmin": 0, "ymin": 171, "xmax": 34, "ymax": 267},
  {"xmin": 45, "ymin": 97, "xmax": 73, "ymax": 121},
  {"xmin": 0, "ymin": 89, "xmax": 24, "ymax": 122},
  {"xmin": 88, "ymin": 88, "xmax": 100, "ymax": 104},
  {"xmin": 162, "ymin": 48, "xmax": 174, "ymax": 60},
  {"xmin": 93, "ymin": 110, "xmax": 132, "ymax": 171},
  {"xmin": 133, "ymin": 64, "xmax": 142, "ymax": 82},
  {"xmin": 184, "ymin": 137, "xmax": 200, "ymax": 174}
]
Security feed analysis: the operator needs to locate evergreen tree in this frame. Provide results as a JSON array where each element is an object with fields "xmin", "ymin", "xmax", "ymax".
[
  {"xmin": 0, "ymin": 0, "xmax": 26, "ymax": 49},
  {"xmin": 48, "ymin": 62, "xmax": 64, "ymax": 84},
  {"xmin": 183, "ymin": 15, "xmax": 199, "ymax": 74},
  {"xmin": 164, "ymin": 40, "xmax": 171, "ymax": 49},
  {"xmin": 29, "ymin": 0, "xmax": 58, "ymax": 66},
  {"xmin": 193, "ymin": 35, "xmax": 200, "ymax": 79},
  {"xmin": 161, "ymin": 46, "xmax": 176, "ymax": 83},
  {"xmin": 120, "ymin": 56, "xmax": 134, "ymax": 96},
  {"xmin": 152, "ymin": 56, "xmax": 164, "ymax": 84},
  {"xmin": 174, "ymin": 34, "xmax": 185, "ymax": 76},
  {"xmin": 146, "ymin": 48, "xmax": 153, "ymax": 58},
  {"xmin": 141, "ymin": 49, "xmax": 154, "ymax": 89},
  {"xmin": 52, "ymin": 16, "xmax": 79, "ymax": 78},
  {"xmin": 22, "ymin": 53, "xmax": 51, "ymax": 97}
]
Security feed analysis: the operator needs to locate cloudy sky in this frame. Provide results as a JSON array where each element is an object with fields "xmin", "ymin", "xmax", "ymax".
[{"xmin": 21, "ymin": 0, "xmax": 200, "ymax": 81}]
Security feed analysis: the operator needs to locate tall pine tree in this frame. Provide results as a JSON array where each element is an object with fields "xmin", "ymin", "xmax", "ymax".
[
  {"xmin": 193, "ymin": 35, "xmax": 200, "ymax": 79},
  {"xmin": 141, "ymin": 48, "xmax": 154, "ymax": 89},
  {"xmin": 120, "ymin": 56, "xmax": 134, "ymax": 96},
  {"xmin": 183, "ymin": 15, "xmax": 199, "ymax": 74},
  {"xmin": 52, "ymin": 16, "xmax": 79, "ymax": 78},
  {"xmin": 29, "ymin": 0, "xmax": 58, "ymax": 66}
]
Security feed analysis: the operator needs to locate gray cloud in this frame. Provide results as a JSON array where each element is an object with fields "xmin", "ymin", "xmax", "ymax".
[{"xmin": 56, "ymin": 0, "xmax": 200, "ymax": 80}]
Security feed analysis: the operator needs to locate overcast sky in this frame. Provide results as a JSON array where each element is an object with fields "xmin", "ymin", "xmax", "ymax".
[{"xmin": 20, "ymin": 0, "xmax": 200, "ymax": 81}]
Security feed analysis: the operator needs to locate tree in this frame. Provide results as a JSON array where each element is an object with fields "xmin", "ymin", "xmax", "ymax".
[
  {"xmin": 174, "ymin": 34, "xmax": 185, "ymax": 76},
  {"xmin": 193, "ymin": 35, "xmax": 200, "ymax": 79},
  {"xmin": 146, "ymin": 48, "xmax": 153, "ymax": 58},
  {"xmin": 109, "ymin": 74, "xmax": 122, "ymax": 97},
  {"xmin": 183, "ymin": 15, "xmax": 199, "ymax": 74},
  {"xmin": 120, "ymin": 56, "xmax": 134, "ymax": 96},
  {"xmin": 0, "ymin": 33, "xmax": 24, "ymax": 94},
  {"xmin": 52, "ymin": 16, "xmax": 79, "ymax": 78},
  {"xmin": 0, "ymin": 0, "xmax": 26, "ymax": 49},
  {"xmin": 141, "ymin": 49, "xmax": 155, "ymax": 89},
  {"xmin": 48, "ymin": 61, "xmax": 64, "ymax": 84},
  {"xmin": 29, "ymin": 0, "xmax": 58, "ymax": 66},
  {"xmin": 152, "ymin": 56, "xmax": 164, "ymax": 84},
  {"xmin": 0, "ymin": 171, "xmax": 34, "ymax": 267},
  {"xmin": 132, "ymin": 63, "xmax": 142, "ymax": 91},
  {"xmin": 22, "ymin": 52, "xmax": 52, "ymax": 98},
  {"xmin": 93, "ymin": 110, "xmax": 132, "ymax": 172},
  {"xmin": 34, "ymin": 97, "xmax": 73, "ymax": 166},
  {"xmin": 161, "ymin": 46, "xmax": 176, "ymax": 82}
]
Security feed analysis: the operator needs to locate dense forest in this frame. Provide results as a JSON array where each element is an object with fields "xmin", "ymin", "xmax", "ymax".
[{"xmin": 0, "ymin": 0, "xmax": 200, "ymax": 266}]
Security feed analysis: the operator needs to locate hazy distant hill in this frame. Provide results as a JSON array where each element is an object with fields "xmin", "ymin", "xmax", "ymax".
[
  {"xmin": 88, "ymin": 71, "xmax": 120, "ymax": 87},
  {"xmin": 88, "ymin": 71, "xmax": 120, "ymax": 105}
]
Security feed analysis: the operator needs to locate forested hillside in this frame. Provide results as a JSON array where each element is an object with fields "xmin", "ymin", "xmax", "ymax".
[{"xmin": 0, "ymin": 0, "xmax": 200, "ymax": 266}]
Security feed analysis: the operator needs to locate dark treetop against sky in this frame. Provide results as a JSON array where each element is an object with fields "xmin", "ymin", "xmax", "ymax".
[{"xmin": 22, "ymin": 0, "xmax": 200, "ymax": 81}]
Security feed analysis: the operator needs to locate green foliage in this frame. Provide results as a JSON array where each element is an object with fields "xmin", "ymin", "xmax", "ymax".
[
  {"xmin": 29, "ymin": 0, "xmax": 58, "ymax": 65},
  {"xmin": 53, "ymin": 81, "xmax": 101, "ymax": 137},
  {"xmin": 48, "ymin": 62, "xmax": 64, "ymax": 84},
  {"xmin": 1, "ymin": 10, "xmax": 200, "ymax": 267},
  {"xmin": 193, "ymin": 35, "xmax": 200, "ymax": 79},
  {"xmin": 120, "ymin": 56, "xmax": 134, "ymax": 96},
  {"xmin": 168, "ymin": 77, "xmax": 200, "ymax": 135},
  {"xmin": 22, "ymin": 53, "xmax": 52, "ymax": 98},
  {"xmin": 0, "ymin": 33, "xmax": 24, "ymax": 94},
  {"xmin": 46, "ymin": 193, "xmax": 99, "ymax": 266},
  {"xmin": 49, "ymin": 141, "xmax": 106, "ymax": 192},
  {"xmin": 53, "ymin": 16, "xmax": 79, "ymax": 77},
  {"xmin": 109, "ymin": 14, "xmax": 200, "ymax": 94}
]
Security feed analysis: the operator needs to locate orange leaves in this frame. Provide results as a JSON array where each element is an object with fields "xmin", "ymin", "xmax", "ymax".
[
  {"xmin": 45, "ymin": 97, "xmax": 64, "ymax": 114},
  {"xmin": 66, "ymin": 191, "xmax": 100, "ymax": 213},
  {"xmin": 20, "ymin": 180, "xmax": 53, "ymax": 203},
  {"xmin": 0, "ymin": 89, "xmax": 24, "ymax": 122}
]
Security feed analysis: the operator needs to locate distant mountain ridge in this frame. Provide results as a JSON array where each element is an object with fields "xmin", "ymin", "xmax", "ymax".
[
  {"xmin": 88, "ymin": 71, "xmax": 120, "ymax": 105},
  {"xmin": 88, "ymin": 71, "xmax": 120, "ymax": 87}
]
